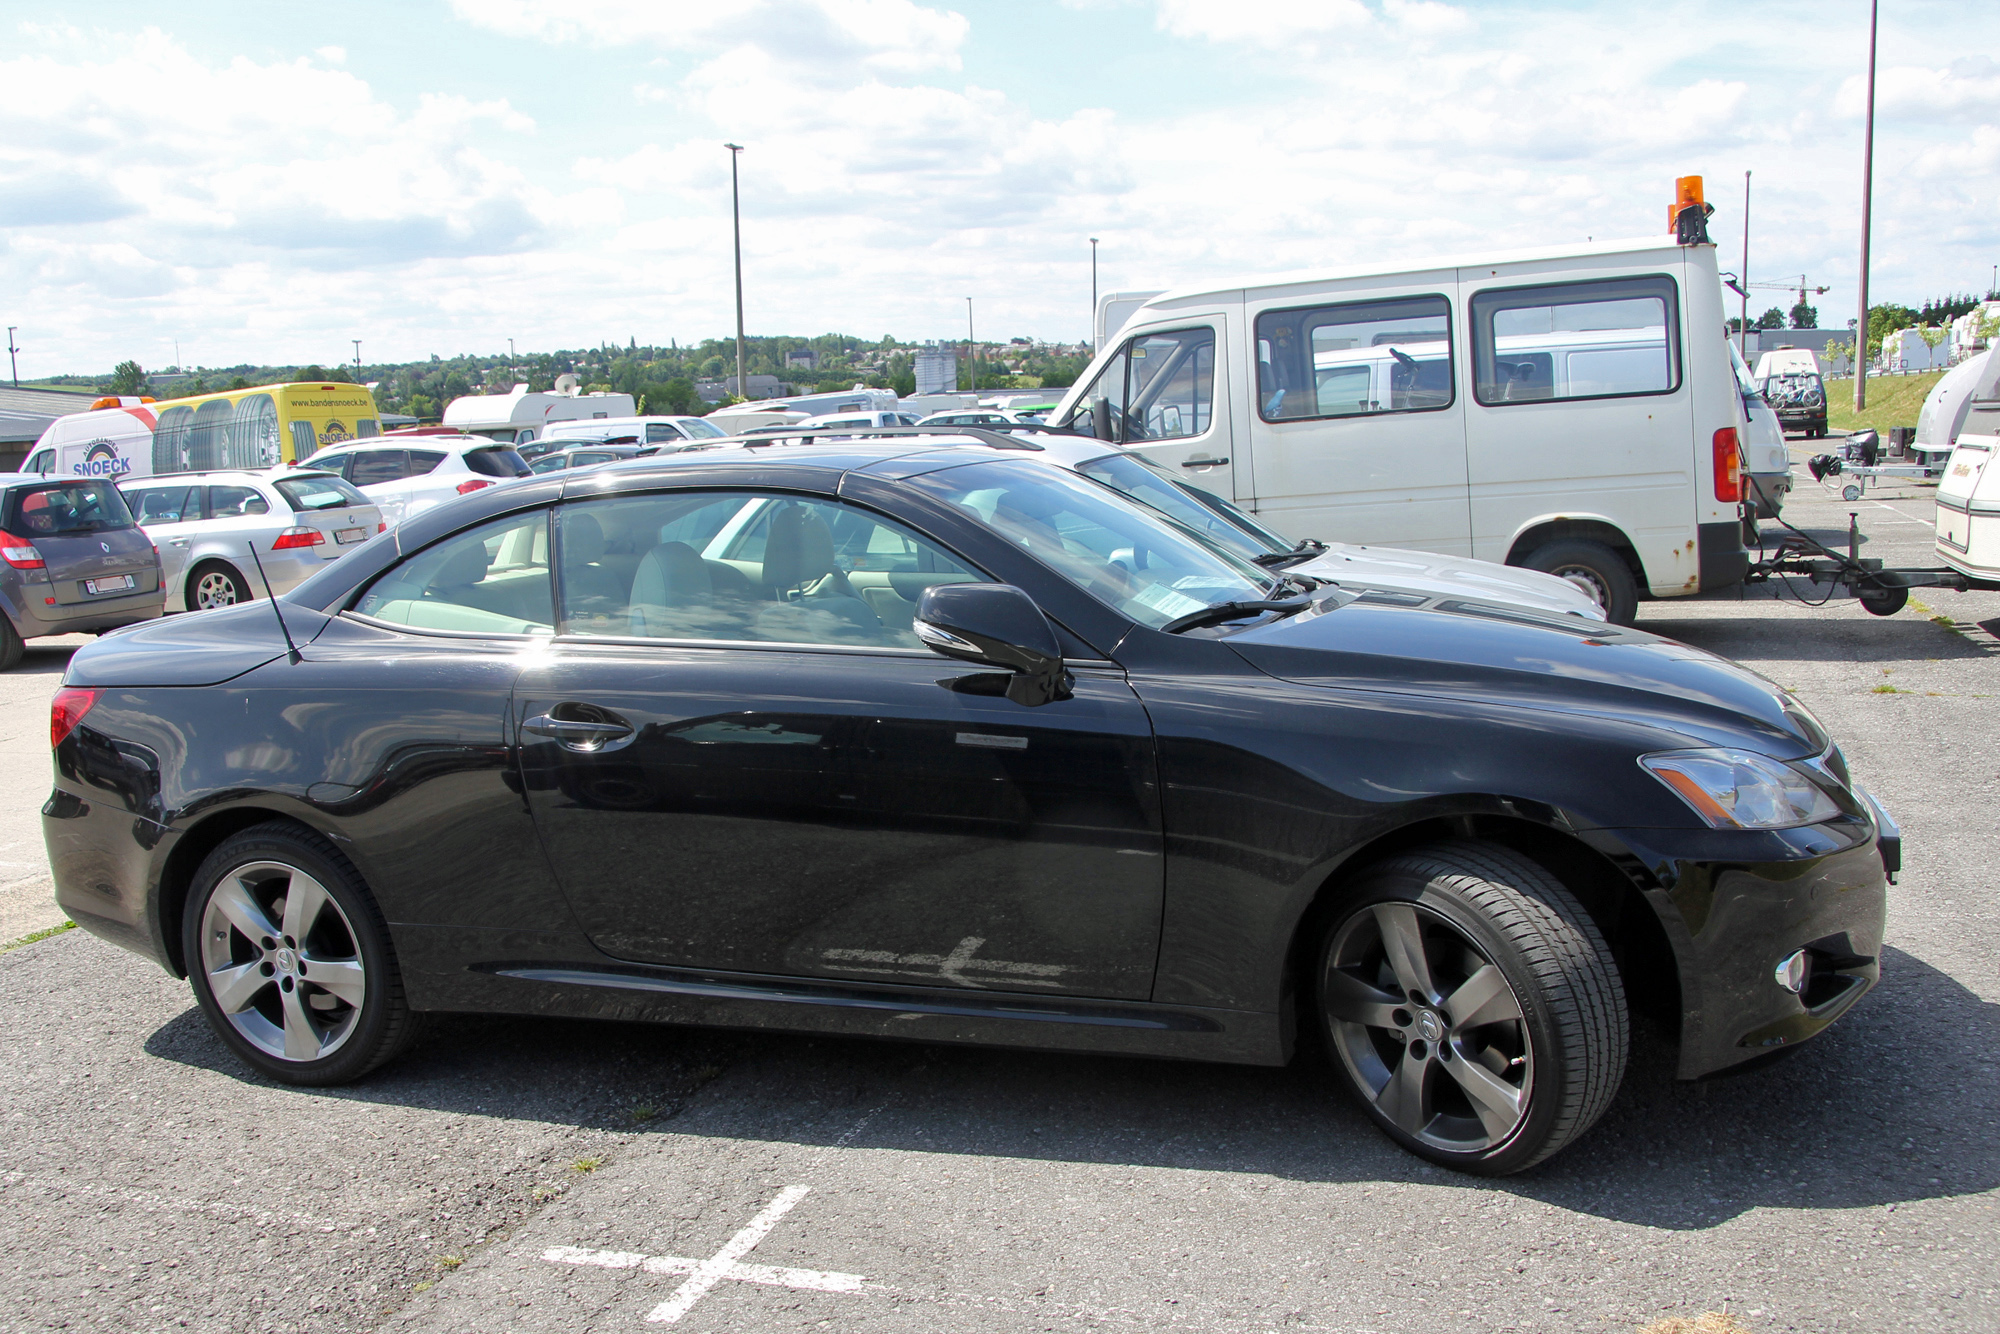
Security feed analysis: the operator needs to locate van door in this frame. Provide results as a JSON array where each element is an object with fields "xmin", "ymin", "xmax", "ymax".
[
  {"xmin": 1241, "ymin": 281, "xmax": 1471, "ymax": 554},
  {"xmin": 1460, "ymin": 270, "xmax": 1696, "ymax": 596},
  {"xmin": 1058, "ymin": 319, "xmax": 1238, "ymax": 504}
]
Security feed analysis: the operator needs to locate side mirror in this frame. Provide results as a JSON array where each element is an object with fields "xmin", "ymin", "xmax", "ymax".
[
  {"xmin": 914, "ymin": 583, "xmax": 1071, "ymax": 707},
  {"xmin": 1091, "ymin": 396, "xmax": 1115, "ymax": 442}
]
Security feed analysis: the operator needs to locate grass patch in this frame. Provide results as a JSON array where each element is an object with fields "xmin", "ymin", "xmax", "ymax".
[
  {"xmin": 437, "ymin": 1254, "xmax": 464, "ymax": 1270},
  {"xmin": 1637, "ymin": 1316, "xmax": 1755, "ymax": 1334},
  {"xmin": 411, "ymin": 1280, "xmax": 434, "ymax": 1293},
  {"xmin": 1872, "ymin": 683, "xmax": 1906, "ymax": 693},
  {"xmin": 1823, "ymin": 369, "xmax": 1945, "ymax": 434},
  {"xmin": 1, "ymin": 920, "xmax": 75, "ymax": 954},
  {"xmin": 570, "ymin": 1157, "xmax": 604, "ymax": 1174}
]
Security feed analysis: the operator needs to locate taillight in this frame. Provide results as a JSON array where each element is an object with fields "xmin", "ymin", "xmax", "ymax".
[
  {"xmin": 270, "ymin": 527, "xmax": 325, "ymax": 550},
  {"xmin": 1712, "ymin": 428, "xmax": 1742, "ymax": 502},
  {"xmin": 1, "ymin": 530, "xmax": 44, "ymax": 570},
  {"xmin": 377, "ymin": 522, "xmax": 387, "ymax": 532},
  {"xmin": 51, "ymin": 687, "xmax": 99, "ymax": 749},
  {"xmin": 456, "ymin": 479, "xmax": 493, "ymax": 495}
]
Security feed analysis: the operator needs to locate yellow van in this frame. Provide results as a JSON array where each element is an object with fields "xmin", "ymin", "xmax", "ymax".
[{"xmin": 25, "ymin": 382, "xmax": 384, "ymax": 481}]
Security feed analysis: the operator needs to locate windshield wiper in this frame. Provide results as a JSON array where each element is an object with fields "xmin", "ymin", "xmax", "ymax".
[
  {"xmin": 1253, "ymin": 538, "xmax": 1327, "ymax": 569},
  {"xmin": 1160, "ymin": 596, "xmax": 1312, "ymax": 635}
]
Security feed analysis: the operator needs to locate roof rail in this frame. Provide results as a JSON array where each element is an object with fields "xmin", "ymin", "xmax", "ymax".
[{"xmin": 725, "ymin": 424, "xmax": 1084, "ymax": 452}]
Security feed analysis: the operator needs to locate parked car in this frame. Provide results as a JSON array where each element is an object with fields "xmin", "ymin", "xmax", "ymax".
[
  {"xmin": 1753, "ymin": 349, "xmax": 1830, "ymax": 439},
  {"xmin": 699, "ymin": 427, "xmax": 1603, "ymax": 618},
  {"xmin": 525, "ymin": 416, "xmax": 729, "ymax": 459},
  {"xmin": 915, "ymin": 409, "xmax": 1037, "ymax": 429},
  {"xmin": 296, "ymin": 436, "xmax": 531, "ymax": 528},
  {"xmin": 527, "ymin": 444, "xmax": 659, "ymax": 475},
  {"xmin": 50, "ymin": 440, "xmax": 1891, "ymax": 1174},
  {"xmin": 0, "ymin": 473, "xmax": 161, "ymax": 668},
  {"xmin": 118, "ymin": 470, "xmax": 383, "ymax": 611},
  {"xmin": 793, "ymin": 410, "xmax": 923, "ymax": 433}
]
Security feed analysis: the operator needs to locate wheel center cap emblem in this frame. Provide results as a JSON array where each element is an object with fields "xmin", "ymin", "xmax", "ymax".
[
  {"xmin": 1416, "ymin": 1010, "xmax": 1444, "ymax": 1042},
  {"xmin": 275, "ymin": 948, "xmax": 297, "ymax": 972}
]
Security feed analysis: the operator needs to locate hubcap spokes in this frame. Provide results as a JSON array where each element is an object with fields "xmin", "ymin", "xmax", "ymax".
[
  {"xmin": 1323, "ymin": 902, "xmax": 1532, "ymax": 1152},
  {"xmin": 199, "ymin": 861, "xmax": 364, "ymax": 1062},
  {"xmin": 196, "ymin": 574, "xmax": 237, "ymax": 608}
]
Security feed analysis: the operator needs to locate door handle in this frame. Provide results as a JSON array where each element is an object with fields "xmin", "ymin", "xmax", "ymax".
[
  {"xmin": 523, "ymin": 713, "xmax": 634, "ymax": 747},
  {"xmin": 1179, "ymin": 456, "xmax": 1229, "ymax": 468}
]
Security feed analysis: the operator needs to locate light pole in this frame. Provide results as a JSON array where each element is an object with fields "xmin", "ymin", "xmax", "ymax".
[
  {"xmin": 507, "ymin": 338, "xmax": 515, "ymax": 386},
  {"xmin": 1738, "ymin": 173, "xmax": 1751, "ymax": 361},
  {"xmin": 352, "ymin": 339, "xmax": 362, "ymax": 381},
  {"xmin": 965, "ymin": 297, "xmax": 975, "ymax": 399},
  {"xmin": 726, "ymin": 143, "xmax": 747, "ymax": 400},
  {"xmin": 6, "ymin": 327, "xmax": 17, "ymax": 389},
  {"xmin": 1089, "ymin": 238, "xmax": 1099, "ymax": 347},
  {"xmin": 1855, "ymin": 0, "xmax": 1878, "ymax": 410}
]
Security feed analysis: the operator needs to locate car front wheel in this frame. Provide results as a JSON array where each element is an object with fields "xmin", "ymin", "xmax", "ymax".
[
  {"xmin": 1317, "ymin": 841, "xmax": 1628, "ymax": 1174},
  {"xmin": 182, "ymin": 822, "xmax": 415, "ymax": 1085}
]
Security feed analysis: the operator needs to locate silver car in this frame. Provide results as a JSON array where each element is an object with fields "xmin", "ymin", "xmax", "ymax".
[
  {"xmin": 0, "ymin": 473, "xmax": 163, "ymax": 669},
  {"xmin": 118, "ymin": 470, "xmax": 383, "ymax": 611}
]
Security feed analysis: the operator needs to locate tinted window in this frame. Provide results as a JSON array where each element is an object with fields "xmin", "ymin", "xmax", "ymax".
[
  {"xmin": 646, "ymin": 423, "xmax": 684, "ymax": 443},
  {"xmin": 122, "ymin": 484, "xmax": 197, "ymax": 524},
  {"xmin": 275, "ymin": 475, "xmax": 369, "ymax": 511},
  {"xmin": 1073, "ymin": 452, "xmax": 1279, "ymax": 562},
  {"xmin": 529, "ymin": 454, "xmax": 571, "ymax": 474},
  {"xmin": 5, "ymin": 480, "xmax": 135, "ymax": 534},
  {"xmin": 346, "ymin": 450, "xmax": 408, "ymax": 486},
  {"xmin": 678, "ymin": 418, "xmax": 726, "ymax": 438},
  {"xmin": 207, "ymin": 485, "xmax": 271, "ymax": 518},
  {"xmin": 408, "ymin": 450, "xmax": 448, "ymax": 476},
  {"xmin": 353, "ymin": 510, "xmax": 553, "ymax": 635},
  {"xmin": 905, "ymin": 459, "xmax": 1269, "ymax": 629},
  {"xmin": 26, "ymin": 450, "xmax": 53, "ymax": 475},
  {"xmin": 1471, "ymin": 275, "xmax": 1680, "ymax": 405},
  {"xmin": 555, "ymin": 492, "xmax": 981, "ymax": 648},
  {"xmin": 1257, "ymin": 295, "xmax": 1452, "ymax": 422},
  {"xmin": 464, "ymin": 447, "xmax": 531, "ymax": 478}
]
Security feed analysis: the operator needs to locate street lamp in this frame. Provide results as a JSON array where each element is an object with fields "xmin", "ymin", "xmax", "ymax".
[
  {"xmin": 965, "ymin": 297, "xmax": 975, "ymax": 399},
  {"xmin": 726, "ymin": 143, "xmax": 747, "ymax": 400},
  {"xmin": 352, "ymin": 339, "xmax": 362, "ymax": 381},
  {"xmin": 1089, "ymin": 238, "xmax": 1099, "ymax": 348},
  {"xmin": 1855, "ymin": 0, "xmax": 1878, "ymax": 410},
  {"xmin": 6, "ymin": 327, "xmax": 17, "ymax": 389}
]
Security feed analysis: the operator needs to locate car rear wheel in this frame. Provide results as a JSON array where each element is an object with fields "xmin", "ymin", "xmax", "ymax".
[
  {"xmin": 189, "ymin": 561, "xmax": 251, "ymax": 610},
  {"xmin": 1316, "ymin": 841, "xmax": 1628, "ymax": 1175},
  {"xmin": 0, "ymin": 615, "xmax": 22, "ymax": 671},
  {"xmin": 182, "ymin": 823, "xmax": 415, "ymax": 1085},
  {"xmin": 1520, "ymin": 539, "xmax": 1639, "ymax": 625}
]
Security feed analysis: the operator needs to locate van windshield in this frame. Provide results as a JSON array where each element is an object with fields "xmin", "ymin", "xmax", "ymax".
[{"xmin": 5, "ymin": 480, "xmax": 135, "ymax": 534}]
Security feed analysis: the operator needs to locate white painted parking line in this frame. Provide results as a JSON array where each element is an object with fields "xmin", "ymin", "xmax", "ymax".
[{"xmin": 540, "ymin": 1185, "xmax": 864, "ymax": 1324}]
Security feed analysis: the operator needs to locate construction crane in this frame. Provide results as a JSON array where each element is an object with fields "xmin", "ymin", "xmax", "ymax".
[{"xmin": 1723, "ymin": 273, "xmax": 1830, "ymax": 354}]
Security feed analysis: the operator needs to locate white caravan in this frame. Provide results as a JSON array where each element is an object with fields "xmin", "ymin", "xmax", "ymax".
[
  {"xmin": 442, "ymin": 382, "xmax": 637, "ymax": 446},
  {"xmin": 1916, "ymin": 349, "xmax": 1990, "ymax": 464},
  {"xmin": 1048, "ymin": 236, "xmax": 1749, "ymax": 623},
  {"xmin": 1934, "ymin": 351, "xmax": 2000, "ymax": 586}
]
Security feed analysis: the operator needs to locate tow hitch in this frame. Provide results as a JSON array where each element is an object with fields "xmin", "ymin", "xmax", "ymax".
[{"xmin": 1745, "ymin": 511, "xmax": 1979, "ymax": 617}]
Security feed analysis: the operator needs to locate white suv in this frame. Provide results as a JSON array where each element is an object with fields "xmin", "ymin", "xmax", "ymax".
[{"xmin": 297, "ymin": 435, "xmax": 531, "ymax": 528}]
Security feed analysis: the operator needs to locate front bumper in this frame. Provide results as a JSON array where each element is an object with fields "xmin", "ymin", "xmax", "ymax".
[
  {"xmin": 1745, "ymin": 470, "xmax": 1791, "ymax": 519},
  {"xmin": 1603, "ymin": 813, "xmax": 1889, "ymax": 1079}
]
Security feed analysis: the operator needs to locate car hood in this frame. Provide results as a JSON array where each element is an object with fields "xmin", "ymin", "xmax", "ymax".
[
  {"xmin": 64, "ymin": 599, "xmax": 330, "ymax": 687},
  {"xmin": 1226, "ymin": 596, "xmax": 1822, "ymax": 757},
  {"xmin": 1293, "ymin": 543, "xmax": 1606, "ymax": 620}
]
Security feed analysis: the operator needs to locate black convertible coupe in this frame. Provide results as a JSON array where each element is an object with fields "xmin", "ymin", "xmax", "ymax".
[{"xmin": 45, "ymin": 440, "xmax": 1893, "ymax": 1174}]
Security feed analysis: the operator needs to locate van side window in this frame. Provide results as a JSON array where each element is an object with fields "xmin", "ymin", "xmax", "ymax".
[
  {"xmin": 1256, "ymin": 296, "xmax": 1453, "ymax": 423},
  {"xmin": 1471, "ymin": 276, "xmax": 1680, "ymax": 406}
]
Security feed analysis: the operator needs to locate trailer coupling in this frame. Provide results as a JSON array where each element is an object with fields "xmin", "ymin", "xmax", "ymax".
[{"xmin": 1745, "ymin": 512, "xmax": 1981, "ymax": 617}]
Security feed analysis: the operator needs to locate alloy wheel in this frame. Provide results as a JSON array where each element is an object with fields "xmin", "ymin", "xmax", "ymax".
[
  {"xmin": 1322, "ymin": 901, "xmax": 1533, "ymax": 1153},
  {"xmin": 194, "ymin": 570, "xmax": 240, "ymax": 609},
  {"xmin": 198, "ymin": 860, "xmax": 366, "ymax": 1062}
]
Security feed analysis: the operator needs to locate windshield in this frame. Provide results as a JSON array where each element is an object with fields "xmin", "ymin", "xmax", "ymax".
[
  {"xmin": 5, "ymin": 479, "xmax": 135, "ymax": 534},
  {"xmin": 275, "ymin": 474, "xmax": 369, "ymax": 511},
  {"xmin": 1760, "ymin": 372, "xmax": 1825, "ymax": 408},
  {"xmin": 904, "ymin": 458, "xmax": 1272, "ymax": 629},
  {"xmin": 1072, "ymin": 451, "xmax": 1287, "ymax": 563},
  {"xmin": 678, "ymin": 417, "xmax": 727, "ymax": 438}
]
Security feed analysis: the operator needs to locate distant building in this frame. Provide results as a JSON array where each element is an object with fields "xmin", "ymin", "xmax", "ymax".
[
  {"xmin": 0, "ymin": 385, "xmax": 102, "ymax": 471},
  {"xmin": 1736, "ymin": 328, "xmax": 1853, "ymax": 376},
  {"xmin": 785, "ymin": 348, "xmax": 819, "ymax": 370},
  {"xmin": 1878, "ymin": 327, "xmax": 1952, "ymax": 373},
  {"xmin": 914, "ymin": 344, "xmax": 958, "ymax": 395},
  {"xmin": 696, "ymin": 374, "xmax": 784, "ymax": 404}
]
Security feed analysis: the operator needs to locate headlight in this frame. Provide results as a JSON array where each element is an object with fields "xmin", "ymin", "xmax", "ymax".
[{"xmin": 1639, "ymin": 748, "xmax": 1843, "ymax": 829}]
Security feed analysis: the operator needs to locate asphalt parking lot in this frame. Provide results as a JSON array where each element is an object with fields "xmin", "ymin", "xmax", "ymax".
[{"xmin": 3, "ymin": 453, "xmax": 1996, "ymax": 1334}]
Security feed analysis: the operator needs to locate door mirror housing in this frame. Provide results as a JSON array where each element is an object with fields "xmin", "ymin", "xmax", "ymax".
[
  {"xmin": 914, "ymin": 583, "xmax": 1071, "ymax": 707},
  {"xmin": 1091, "ymin": 396, "xmax": 1115, "ymax": 443}
]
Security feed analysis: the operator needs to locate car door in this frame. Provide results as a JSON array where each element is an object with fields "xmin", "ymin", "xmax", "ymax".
[
  {"xmin": 514, "ymin": 487, "xmax": 1164, "ymax": 1000},
  {"xmin": 121, "ymin": 482, "xmax": 200, "ymax": 597},
  {"xmin": 342, "ymin": 448, "xmax": 418, "ymax": 526},
  {"xmin": 1061, "ymin": 320, "xmax": 1239, "ymax": 508}
]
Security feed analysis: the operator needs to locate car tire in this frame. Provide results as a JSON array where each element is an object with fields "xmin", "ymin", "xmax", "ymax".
[
  {"xmin": 0, "ymin": 615, "xmax": 23, "ymax": 671},
  {"xmin": 1520, "ymin": 539, "xmax": 1639, "ymax": 625},
  {"xmin": 182, "ymin": 822, "xmax": 416, "ymax": 1086},
  {"xmin": 188, "ymin": 561, "xmax": 251, "ymax": 610},
  {"xmin": 1316, "ymin": 841, "xmax": 1628, "ymax": 1175}
]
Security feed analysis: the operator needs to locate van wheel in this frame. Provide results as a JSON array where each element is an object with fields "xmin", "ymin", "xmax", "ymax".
[
  {"xmin": 1317, "ymin": 842, "xmax": 1628, "ymax": 1174},
  {"xmin": 189, "ymin": 562, "xmax": 251, "ymax": 611},
  {"xmin": 0, "ymin": 616, "xmax": 23, "ymax": 672},
  {"xmin": 1522, "ymin": 540, "xmax": 1638, "ymax": 625}
]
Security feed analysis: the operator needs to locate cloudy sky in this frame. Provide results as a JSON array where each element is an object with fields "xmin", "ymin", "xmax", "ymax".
[{"xmin": 2, "ymin": 0, "xmax": 1995, "ymax": 375}]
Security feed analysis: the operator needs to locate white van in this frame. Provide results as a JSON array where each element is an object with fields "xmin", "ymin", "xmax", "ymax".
[
  {"xmin": 23, "ymin": 398, "xmax": 156, "ymax": 481},
  {"xmin": 1048, "ymin": 236, "xmax": 1749, "ymax": 623},
  {"xmin": 441, "ymin": 383, "xmax": 638, "ymax": 445}
]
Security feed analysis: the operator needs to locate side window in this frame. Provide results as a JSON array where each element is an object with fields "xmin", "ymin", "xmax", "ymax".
[
  {"xmin": 353, "ymin": 510, "xmax": 553, "ymax": 636},
  {"xmin": 125, "ymin": 485, "xmax": 196, "ymax": 524},
  {"xmin": 646, "ymin": 423, "xmax": 683, "ymax": 443},
  {"xmin": 346, "ymin": 450, "xmax": 408, "ymax": 486},
  {"xmin": 1471, "ymin": 275, "xmax": 1680, "ymax": 406},
  {"xmin": 1125, "ymin": 328, "xmax": 1214, "ymax": 441},
  {"xmin": 408, "ymin": 450, "xmax": 447, "ymax": 476},
  {"xmin": 26, "ymin": 449, "xmax": 53, "ymax": 475},
  {"xmin": 1055, "ymin": 349, "xmax": 1127, "ymax": 436},
  {"xmin": 1256, "ymin": 295, "xmax": 1452, "ymax": 423},
  {"xmin": 555, "ymin": 492, "xmax": 981, "ymax": 648},
  {"xmin": 207, "ymin": 485, "xmax": 270, "ymax": 518}
]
